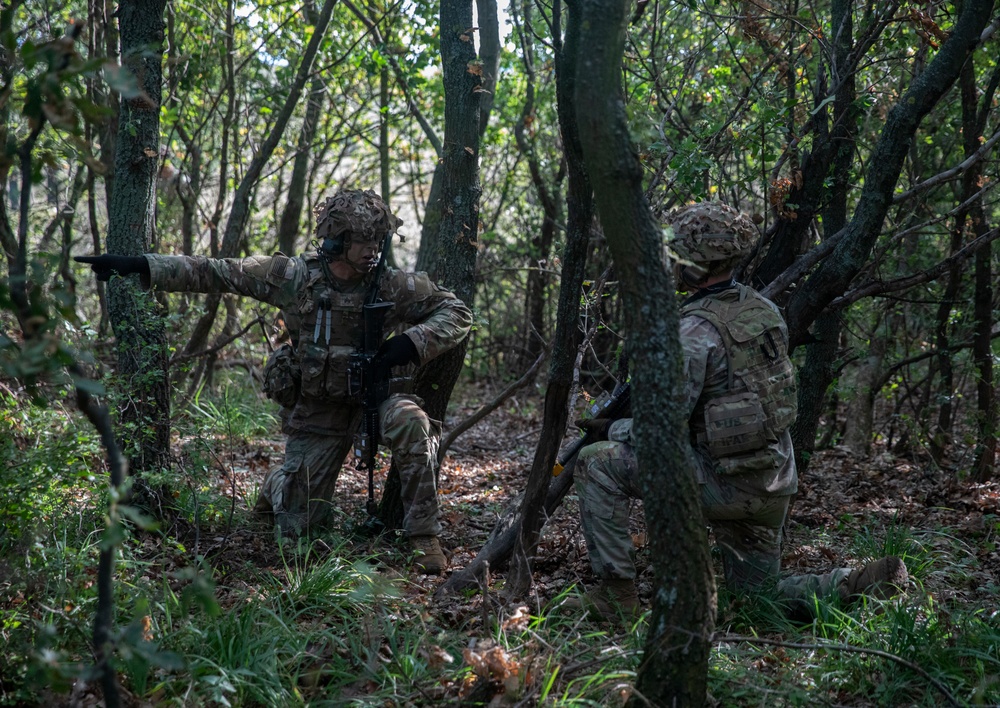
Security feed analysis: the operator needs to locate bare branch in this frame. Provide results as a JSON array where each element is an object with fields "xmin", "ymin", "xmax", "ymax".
[
  {"xmin": 831, "ymin": 227, "xmax": 1000, "ymax": 308},
  {"xmin": 437, "ymin": 350, "xmax": 547, "ymax": 463},
  {"xmin": 893, "ymin": 126, "xmax": 1000, "ymax": 204},
  {"xmin": 715, "ymin": 634, "xmax": 961, "ymax": 707}
]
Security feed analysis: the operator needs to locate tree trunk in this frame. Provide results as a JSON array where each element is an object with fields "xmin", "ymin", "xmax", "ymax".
[
  {"xmin": 769, "ymin": 0, "xmax": 855, "ymax": 476},
  {"xmin": 575, "ymin": 0, "xmax": 715, "ymax": 702},
  {"xmin": 782, "ymin": 0, "xmax": 994, "ymax": 346},
  {"xmin": 793, "ymin": 310, "xmax": 842, "ymax": 473},
  {"xmin": 967, "ymin": 61, "xmax": 997, "ymax": 481},
  {"xmin": 930, "ymin": 225, "xmax": 965, "ymax": 464},
  {"xmin": 411, "ymin": 0, "xmax": 483, "ymax": 420},
  {"xmin": 105, "ymin": 0, "xmax": 171, "ymax": 475},
  {"xmin": 90, "ymin": 0, "xmax": 119, "ymax": 217},
  {"xmin": 414, "ymin": 0, "xmax": 499, "ymax": 274},
  {"xmin": 971, "ymin": 229, "xmax": 996, "ymax": 481},
  {"xmin": 379, "ymin": 0, "xmax": 485, "ymax": 529},
  {"xmin": 504, "ymin": 0, "xmax": 591, "ymax": 600},
  {"xmin": 842, "ymin": 312, "xmax": 889, "ymax": 456},
  {"xmin": 277, "ymin": 75, "xmax": 325, "ymax": 256}
]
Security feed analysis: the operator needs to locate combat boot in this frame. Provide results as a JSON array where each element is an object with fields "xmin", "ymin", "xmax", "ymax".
[
  {"xmin": 409, "ymin": 535, "xmax": 447, "ymax": 575},
  {"xmin": 564, "ymin": 578, "xmax": 641, "ymax": 620},
  {"xmin": 841, "ymin": 556, "xmax": 909, "ymax": 601}
]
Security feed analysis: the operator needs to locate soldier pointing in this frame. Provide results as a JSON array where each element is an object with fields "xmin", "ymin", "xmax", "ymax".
[{"xmin": 77, "ymin": 189, "xmax": 472, "ymax": 575}]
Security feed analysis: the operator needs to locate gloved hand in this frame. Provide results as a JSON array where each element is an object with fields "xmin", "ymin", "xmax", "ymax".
[
  {"xmin": 575, "ymin": 417, "xmax": 612, "ymax": 441},
  {"xmin": 74, "ymin": 254, "xmax": 150, "ymax": 282},
  {"xmin": 373, "ymin": 335, "xmax": 419, "ymax": 375}
]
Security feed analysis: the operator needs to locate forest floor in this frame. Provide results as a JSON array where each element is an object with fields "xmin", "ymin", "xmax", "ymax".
[
  {"xmin": 194, "ymin": 381, "xmax": 1000, "ymax": 617},
  {"xmin": 7, "ymin": 380, "xmax": 1000, "ymax": 706}
]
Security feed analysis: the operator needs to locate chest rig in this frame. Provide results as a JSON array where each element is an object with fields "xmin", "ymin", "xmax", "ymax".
[
  {"xmin": 683, "ymin": 283, "xmax": 798, "ymax": 475},
  {"xmin": 292, "ymin": 257, "xmax": 372, "ymax": 401}
]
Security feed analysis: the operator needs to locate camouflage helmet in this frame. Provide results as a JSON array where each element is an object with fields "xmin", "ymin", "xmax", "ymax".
[
  {"xmin": 664, "ymin": 202, "xmax": 756, "ymax": 271},
  {"xmin": 314, "ymin": 189, "xmax": 402, "ymax": 251}
]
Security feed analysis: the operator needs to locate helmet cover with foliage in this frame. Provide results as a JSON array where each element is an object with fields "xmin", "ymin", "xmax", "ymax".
[
  {"xmin": 665, "ymin": 202, "xmax": 756, "ymax": 274},
  {"xmin": 314, "ymin": 189, "xmax": 403, "ymax": 247}
]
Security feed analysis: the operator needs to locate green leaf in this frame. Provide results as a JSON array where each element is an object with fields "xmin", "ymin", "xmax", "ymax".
[
  {"xmin": 102, "ymin": 62, "xmax": 143, "ymax": 98},
  {"xmin": 71, "ymin": 376, "xmax": 106, "ymax": 396}
]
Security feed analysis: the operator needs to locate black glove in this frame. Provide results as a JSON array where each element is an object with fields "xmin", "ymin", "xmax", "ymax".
[
  {"xmin": 575, "ymin": 417, "xmax": 612, "ymax": 441},
  {"xmin": 373, "ymin": 335, "xmax": 419, "ymax": 376},
  {"xmin": 74, "ymin": 254, "xmax": 150, "ymax": 282}
]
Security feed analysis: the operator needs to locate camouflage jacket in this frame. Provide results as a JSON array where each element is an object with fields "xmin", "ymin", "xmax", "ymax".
[
  {"xmin": 606, "ymin": 283, "xmax": 797, "ymax": 497},
  {"xmin": 145, "ymin": 253, "xmax": 473, "ymax": 433}
]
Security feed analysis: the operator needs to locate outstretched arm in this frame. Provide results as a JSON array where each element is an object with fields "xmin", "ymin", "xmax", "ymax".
[{"xmin": 78, "ymin": 252, "xmax": 304, "ymax": 311}]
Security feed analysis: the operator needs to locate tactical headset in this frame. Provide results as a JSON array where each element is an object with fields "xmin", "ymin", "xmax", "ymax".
[
  {"xmin": 316, "ymin": 231, "xmax": 387, "ymax": 262},
  {"xmin": 676, "ymin": 262, "xmax": 710, "ymax": 287},
  {"xmin": 318, "ymin": 232, "xmax": 346, "ymax": 260}
]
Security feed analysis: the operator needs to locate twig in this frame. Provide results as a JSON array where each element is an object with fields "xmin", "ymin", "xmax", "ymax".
[
  {"xmin": 437, "ymin": 351, "xmax": 547, "ymax": 463},
  {"xmin": 169, "ymin": 316, "xmax": 264, "ymax": 365},
  {"xmin": 831, "ymin": 228, "xmax": 1000, "ymax": 308},
  {"xmin": 714, "ymin": 633, "xmax": 961, "ymax": 707}
]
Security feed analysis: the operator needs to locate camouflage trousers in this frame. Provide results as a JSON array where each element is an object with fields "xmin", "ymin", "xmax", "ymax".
[
  {"xmin": 254, "ymin": 394, "xmax": 442, "ymax": 538},
  {"xmin": 575, "ymin": 441, "xmax": 851, "ymax": 610}
]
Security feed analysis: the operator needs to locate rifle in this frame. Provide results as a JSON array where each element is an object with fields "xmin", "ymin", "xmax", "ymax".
[
  {"xmin": 347, "ymin": 244, "xmax": 394, "ymax": 520},
  {"xmin": 437, "ymin": 378, "xmax": 631, "ymax": 596},
  {"xmin": 552, "ymin": 380, "xmax": 631, "ymax": 476}
]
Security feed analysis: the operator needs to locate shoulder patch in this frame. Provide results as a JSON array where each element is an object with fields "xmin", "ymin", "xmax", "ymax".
[{"xmin": 269, "ymin": 254, "xmax": 292, "ymax": 280}]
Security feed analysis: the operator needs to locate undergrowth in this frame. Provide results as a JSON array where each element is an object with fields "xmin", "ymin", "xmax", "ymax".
[{"xmin": 2, "ymin": 382, "xmax": 998, "ymax": 706}]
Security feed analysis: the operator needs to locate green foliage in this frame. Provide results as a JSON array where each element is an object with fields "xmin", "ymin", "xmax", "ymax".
[
  {"xmin": 710, "ymin": 522, "xmax": 1000, "ymax": 706},
  {"xmin": 0, "ymin": 390, "xmax": 104, "ymax": 551},
  {"xmin": 184, "ymin": 380, "xmax": 279, "ymax": 444}
]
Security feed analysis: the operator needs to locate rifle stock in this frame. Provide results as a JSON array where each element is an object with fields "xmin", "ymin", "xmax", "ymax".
[{"xmin": 552, "ymin": 381, "xmax": 631, "ymax": 476}]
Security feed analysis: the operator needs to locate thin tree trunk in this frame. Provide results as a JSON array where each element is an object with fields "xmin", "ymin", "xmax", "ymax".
[
  {"xmin": 930, "ymin": 222, "xmax": 965, "ymax": 463},
  {"xmin": 971, "ymin": 230, "xmax": 996, "ymax": 481},
  {"xmin": 842, "ymin": 312, "xmax": 888, "ymax": 456},
  {"xmin": 575, "ymin": 0, "xmax": 715, "ymax": 702},
  {"xmin": 788, "ymin": 0, "xmax": 854, "ymax": 476},
  {"xmin": 277, "ymin": 75, "xmax": 325, "ymax": 256},
  {"xmin": 105, "ymin": 0, "xmax": 171, "ymax": 475},
  {"xmin": 504, "ymin": 0, "xmax": 590, "ymax": 600},
  {"xmin": 968, "ymin": 62, "xmax": 998, "ymax": 481},
  {"xmin": 512, "ymin": 0, "xmax": 563, "ymax": 371}
]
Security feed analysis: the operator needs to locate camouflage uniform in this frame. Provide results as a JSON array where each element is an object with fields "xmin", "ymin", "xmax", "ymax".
[
  {"xmin": 144, "ymin": 250, "xmax": 472, "ymax": 537},
  {"xmin": 575, "ymin": 202, "xmax": 851, "ymax": 609}
]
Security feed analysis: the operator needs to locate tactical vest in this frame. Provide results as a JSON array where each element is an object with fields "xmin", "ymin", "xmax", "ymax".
[
  {"xmin": 683, "ymin": 284, "xmax": 797, "ymax": 476},
  {"xmin": 288, "ymin": 257, "xmax": 370, "ymax": 402}
]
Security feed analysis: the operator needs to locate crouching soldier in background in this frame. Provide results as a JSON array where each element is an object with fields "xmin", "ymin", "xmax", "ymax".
[
  {"xmin": 77, "ymin": 189, "xmax": 472, "ymax": 575},
  {"xmin": 568, "ymin": 202, "xmax": 907, "ymax": 618}
]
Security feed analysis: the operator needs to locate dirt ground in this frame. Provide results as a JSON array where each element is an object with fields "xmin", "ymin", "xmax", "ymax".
[{"xmin": 192, "ymin": 385, "xmax": 1000, "ymax": 621}]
